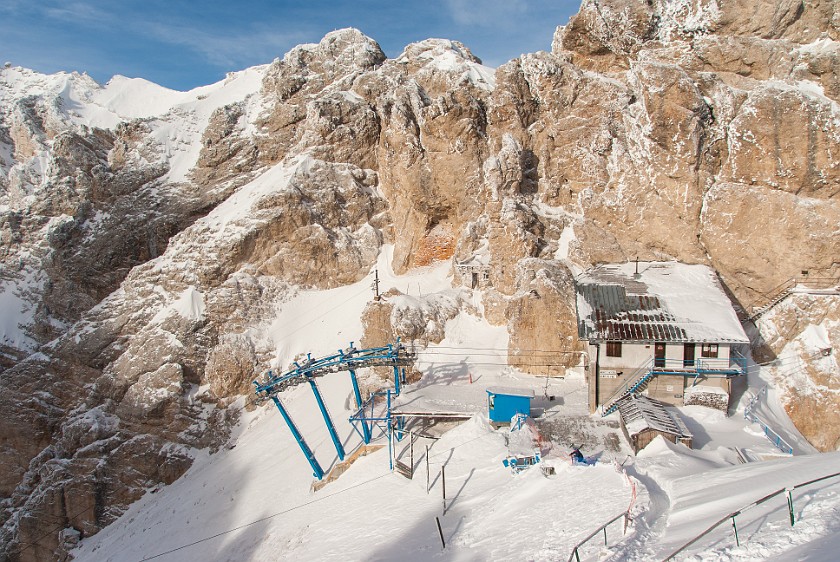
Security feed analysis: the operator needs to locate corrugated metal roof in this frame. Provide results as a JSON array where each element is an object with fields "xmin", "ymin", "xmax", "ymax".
[
  {"xmin": 575, "ymin": 262, "xmax": 749, "ymax": 343},
  {"xmin": 617, "ymin": 395, "xmax": 692, "ymax": 438}
]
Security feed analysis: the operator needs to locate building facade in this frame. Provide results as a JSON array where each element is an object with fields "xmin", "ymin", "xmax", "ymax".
[{"xmin": 575, "ymin": 262, "xmax": 749, "ymax": 414}]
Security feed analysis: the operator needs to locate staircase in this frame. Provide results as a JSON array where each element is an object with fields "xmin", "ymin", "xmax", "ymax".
[
  {"xmin": 601, "ymin": 358, "xmax": 654, "ymax": 417},
  {"xmin": 748, "ymin": 280, "xmax": 796, "ymax": 322},
  {"xmin": 749, "ymin": 276, "xmax": 840, "ymax": 322}
]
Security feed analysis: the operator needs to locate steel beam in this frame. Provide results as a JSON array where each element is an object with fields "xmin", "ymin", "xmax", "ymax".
[
  {"xmin": 348, "ymin": 369, "xmax": 371, "ymax": 444},
  {"xmin": 308, "ymin": 377, "xmax": 346, "ymax": 461},
  {"xmin": 271, "ymin": 396, "xmax": 324, "ymax": 480}
]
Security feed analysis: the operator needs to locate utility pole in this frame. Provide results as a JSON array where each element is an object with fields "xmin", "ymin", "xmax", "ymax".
[{"xmin": 372, "ymin": 269, "xmax": 381, "ymax": 301}]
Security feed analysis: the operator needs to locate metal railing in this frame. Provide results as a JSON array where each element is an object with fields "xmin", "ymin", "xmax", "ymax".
[
  {"xmin": 601, "ymin": 350, "xmax": 748, "ymax": 416},
  {"xmin": 600, "ymin": 359, "xmax": 654, "ymax": 415},
  {"xmin": 567, "ymin": 462, "xmax": 637, "ymax": 561},
  {"xmin": 651, "ymin": 354, "xmax": 747, "ymax": 376},
  {"xmin": 663, "ymin": 469, "xmax": 840, "ymax": 560},
  {"xmin": 743, "ymin": 386, "xmax": 794, "ymax": 455},
  {"xmin": 567, "ymin": 511, "xmax": 630, "ymax": 562},
  {"xmin": 749, "ymin": 276, "xmax": 839, "ymax": 321}
]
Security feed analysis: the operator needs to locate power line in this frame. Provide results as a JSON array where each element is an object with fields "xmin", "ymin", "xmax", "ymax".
[
  {"xmin": 420, "ymin": 345, "xmax": 582, "ymax": 354},
  {"xmin": 15, "ymin": 503, "xmax": 95, "ymax": 556},
  {"xmin": 271, "ymin": 282, "xmax": 373, "ymax": 344},
  {"xmin": 139, "ymin": 471, "xmax": 391, "ymax": 561}
]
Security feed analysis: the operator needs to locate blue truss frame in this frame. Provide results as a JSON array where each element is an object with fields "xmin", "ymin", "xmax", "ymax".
[{"xmin": 253, "ymin": 340, "xmax": 414, "ymax": 480}]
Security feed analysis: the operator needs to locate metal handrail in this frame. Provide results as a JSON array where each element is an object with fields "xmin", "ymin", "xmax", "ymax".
[
  {"xmin": 663, "ymin": 469, "xmax": 840, "ymax": 560},
  {"xmin": 600, "ymin": 359, "xmax": 653, "ymax": 413},
  {"xmin": 751, "ymin": 276, "xmax": 839, "ymax": 317},
  {"xmin": 567, "ymin": 511, "xmax": 630, "ymax": 562},
  {"xmin": 743, "ymin": 387, "xmax": 794, "ymax": 455}
]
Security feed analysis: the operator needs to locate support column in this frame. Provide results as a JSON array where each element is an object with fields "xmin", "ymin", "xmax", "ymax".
[
  {"xmin": 349, "ymin": 369, "xmax": 363, "ymax": 408},
  {"xmin": 349, "ymin": 369, "xmax": 371, "ymax": 444},
  {"xmin": 271, "ymin": 396, "xmax": 324, "ymax": 480},
  {"xmin": 395, "ymin": 415, "xmax": 405, "ymax": 442},
  {"xmin": 393, "ymin": 365, "xmax": 401, "ymax": 396},
  {"xmin": 387, "ymin": 389, "xmax": 393, "ymax": 471},
  {"xmin": 308, "ymin": 377, "xmax": 346, "ymax": 461}
]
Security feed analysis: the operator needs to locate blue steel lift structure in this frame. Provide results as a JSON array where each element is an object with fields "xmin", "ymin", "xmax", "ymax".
[{"xmin": 253, "ymin": 340, "xmax": 414, "ymax": 480}]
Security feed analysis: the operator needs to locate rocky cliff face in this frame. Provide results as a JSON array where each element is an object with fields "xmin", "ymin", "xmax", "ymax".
[
  {"xmin": 755, "ymin": 293, "xmax": 840, "ymax": 451},
  {"xmin": 1, "ymin": 0, "xmax": 838, "ymax": 558}
]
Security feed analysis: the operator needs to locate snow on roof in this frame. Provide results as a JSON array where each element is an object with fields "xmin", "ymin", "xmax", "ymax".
[
  {"xmin": 457, "ymin": 254, "xmax": 490, "ymax": 269},
  {"xmin": 486, "ymin": 387, "xmax": 535, "ymax": 398},
  {"xmin": 618, "ymin": 395, "xmax": 692, "ymax": 438},
  {"xmin": 576, "ymin": 262, "xmax": 748, "ymax": 343}
]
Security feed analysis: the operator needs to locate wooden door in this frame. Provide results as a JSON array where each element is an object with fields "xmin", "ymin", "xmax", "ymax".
[
  {"xmin": 655, "ymin": 342, "xmax": 666, "ymax": 368},
  {"xmin": 683, "ymin": 343, "xmax": 695, "ymax": 367}
]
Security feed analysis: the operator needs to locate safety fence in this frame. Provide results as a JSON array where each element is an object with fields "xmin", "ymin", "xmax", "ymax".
[
  {"xmin": 663, "ymin": 469, "xmax": 840, "ymax": 560},
  {"xmin": 743, "ymin": 386, "xmax": 794, "ymax": 455},
  {"xmin": 566, "ymin": 461, "xmax": 637, "ymax": 562}
]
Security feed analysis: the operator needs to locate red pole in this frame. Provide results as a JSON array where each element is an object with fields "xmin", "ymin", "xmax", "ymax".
[{"xmin": 469, "ymin": 372, "xmax": 472, "ymax": 384}]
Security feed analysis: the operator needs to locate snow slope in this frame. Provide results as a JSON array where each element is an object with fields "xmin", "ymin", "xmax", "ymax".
[
  {"xmin": 70, "ymin": 253, "xmax": 840, "ymax": 562},
  {"xmin": 0, "ymin": 63, "xmax": 267, "ymax": 185},
  {"xmin": 657, "ymin": 445, "xmax": 840, "ymax": 560},
  {"xmin": 74, "ymin": 386, "xmax": 632, "ymax": 562},
  {"xmin": 71, "ymin": 252, "xmax": 632, "ymax": 561}
]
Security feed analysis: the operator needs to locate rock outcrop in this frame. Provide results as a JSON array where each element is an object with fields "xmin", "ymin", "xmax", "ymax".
[
  {"xmin": 1, "ymin": 0, "xmax": 839, "ymax": 557},
  {"xmin": 755, "ymin": 294, "xmax": 840, "ymax": 451}
]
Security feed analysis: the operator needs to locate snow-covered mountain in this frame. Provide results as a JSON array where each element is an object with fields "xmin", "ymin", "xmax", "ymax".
[{"xmin": 0, "ymin": 0, "xmax": 838, "ymax": 559}]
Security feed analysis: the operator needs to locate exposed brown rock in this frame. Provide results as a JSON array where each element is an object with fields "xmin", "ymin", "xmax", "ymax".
[
  {"xmin": 755, "ymin": 294, "xmax": 840, "ymax": 451},
  {"xmin": 505, "ymin": 260, "xmax": 584, "ymax": 375},
  {"xmin": 2, "ymin": 0, "xmax": 840, "ymax": 556}
]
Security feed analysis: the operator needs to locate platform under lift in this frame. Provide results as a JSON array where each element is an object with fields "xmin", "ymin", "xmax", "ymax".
[{"xmin": 253, "ymin": 340, "xmax": 415, "ymax": 480}]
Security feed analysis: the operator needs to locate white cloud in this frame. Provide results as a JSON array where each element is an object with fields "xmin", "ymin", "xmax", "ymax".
[
  {"xmin": 141, "ymin": 22, "xmax": 307, "ymax": 68},
  {"xmin": 43, "ymin": 2, "xmax": 109, "ymax": 23}
]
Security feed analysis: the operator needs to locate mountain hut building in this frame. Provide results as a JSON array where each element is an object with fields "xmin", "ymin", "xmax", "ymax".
[{"xmin": 575, "ymin": 262, "xmax": 749, "ymax": 415}]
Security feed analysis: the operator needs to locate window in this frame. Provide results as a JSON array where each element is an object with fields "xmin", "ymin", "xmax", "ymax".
[
  {"xmin": 701, "ymin": 343, "xmax": 719, "ymax": 358},
  {"xmin": 606, "ymin": 341, "xmax": 622, "ymax": 357}
]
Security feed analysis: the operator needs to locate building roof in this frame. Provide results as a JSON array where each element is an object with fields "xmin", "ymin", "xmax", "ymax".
[
  {"xmin": 486, "ymin": 387, "xmax": 535, "ymax": 398},
  {"xmin": 617, "ymin": 395, "xmax": 692, "ymax": 438},
  {"xmin": 576, "ymin": 262, "xmax": 749, "ymax": 343}
]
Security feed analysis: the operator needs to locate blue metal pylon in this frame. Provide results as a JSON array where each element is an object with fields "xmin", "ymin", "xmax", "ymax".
[
  {"xmin": 254, "ymin": 340, "xmax": 415, "ymax": 476},
  {"xmin": 348, "ymin": 369, "xmax": 363, "ymax": 408},
  {"xmin": 348, "ymin": 369, "xmax": 371, "ymax": 444},
  {"xmin": 395, "ymin": 415, "xmax": 405, "ymax": 442},
  {"xmin": 387, "ymin": 389, "xmax": 393, "ymax": 471},
  {"xmin": 307, "ymin": 377, "xmax": 346, "ymax": 461},
  {"xmin": 271, "ymin": 396, "xmax": 324, "ymax": 480}
]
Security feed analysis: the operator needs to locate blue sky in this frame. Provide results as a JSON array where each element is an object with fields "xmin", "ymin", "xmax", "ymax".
[{"xmin": 1, "ymin": 0, "xmax": 581, "ymax": 91}]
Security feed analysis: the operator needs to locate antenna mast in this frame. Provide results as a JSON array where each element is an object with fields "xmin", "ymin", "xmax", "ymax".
[{"xmin": 372, "ymin": 269, "xmax": 381, "ymax": 301}]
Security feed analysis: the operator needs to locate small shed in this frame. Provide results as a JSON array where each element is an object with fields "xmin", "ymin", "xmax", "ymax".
[
  {"xmin": 487, "ymin": 387, "xmax": 535, "ymax": 423},
  {"xmin": 617, "ymin": 395, "xmax": 692, "ymax": 453}
]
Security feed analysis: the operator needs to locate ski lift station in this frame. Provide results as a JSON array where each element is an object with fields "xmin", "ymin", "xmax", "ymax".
[{"xmin": 487, "ymin": 387, "xmax": 535, "ymax": 424}]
